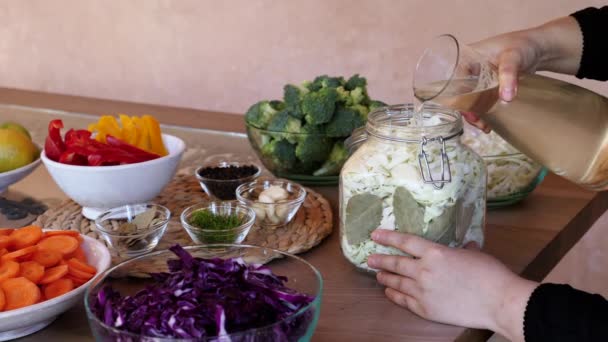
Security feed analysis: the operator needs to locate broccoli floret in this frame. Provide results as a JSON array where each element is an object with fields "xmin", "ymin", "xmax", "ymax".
[
  {"xmin": 310, "ymin": 75, "xmax": 345, "ymax": 90},
  {"xmin": 335, "ymin": 86, "xmax": 350, "ymax": 103},
  {"xmin": 283, "ymin": 84, "xmax": 308, "ymax": 119},
  {"xmin": 267, "ymin": 109, "xmax": 302, "ymax": 143},
  {"xmin": 269, "ymin": 100, "xmax": 286, "ymax": 111},
  {"xmin": 345, "ymin": 74, "xmax": 367, "ymax": 91},
  {"xmin": 350, "ymin": 104, "xmax": 370, "ymax": 120},
  {"xmin": 245, "ymin": 100, "xmax": 283, "ymax": 129},
  {"xmin": 369, "ymin": 100, "xmax": 388, "ymax": 111},
  {"xmin": 337, "ymin": 84, "xmax": 371, "ymax": 107},
  {"xmin": 300, "ymin": 123, "xmax": 324, "ymax": 134},
  {"xmin": 324, "ymin": 105, "xmax": 365, "ymax": 138},
  {"xmin": 349, "ymin": 87, "xmax": 370, "ymax": 106},
  {"xmin": 301, "ymin": 87, "xmax": 338, "ymax": 125},
  {"xmin": 261, "ymin": 138, "xmax": 297, "ymax": 170},
  {"xmin": 313, "ymin": 141, "xmax": 349, "ymax": 176},
  {"xmin": 295, "ymin": 134, "xmax": 332, "ymax": 164}
]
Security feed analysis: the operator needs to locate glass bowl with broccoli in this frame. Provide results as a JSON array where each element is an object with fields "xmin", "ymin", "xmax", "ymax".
[{"xmin": 245, "ymin": 74, "xmax": 387, "ymax": 185}]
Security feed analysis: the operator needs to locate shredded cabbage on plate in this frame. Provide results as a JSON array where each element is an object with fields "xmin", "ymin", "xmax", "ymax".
[{"xmin": 461, "ymin": 124, "xmax": 543, "ymax": 199}]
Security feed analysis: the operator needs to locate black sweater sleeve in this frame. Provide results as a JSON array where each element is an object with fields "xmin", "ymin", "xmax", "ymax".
[
  {"xmin": 523, "ymin": 283, "xmax": 608, "ymax": 341},
  {"xmin": 571, "ymin": 7, "xmax": 608, "ymax": 81}
]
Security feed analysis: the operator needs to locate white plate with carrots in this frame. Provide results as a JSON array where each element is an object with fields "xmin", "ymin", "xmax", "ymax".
[{"xmin": 0, "ymin": 226, "xmax": 111, "ymax": 341}]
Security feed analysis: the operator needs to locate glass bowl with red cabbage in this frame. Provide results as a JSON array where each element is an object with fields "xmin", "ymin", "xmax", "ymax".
[{"xmin": 84, "ymin": 244, "xmax": 322, "ymax": 342}]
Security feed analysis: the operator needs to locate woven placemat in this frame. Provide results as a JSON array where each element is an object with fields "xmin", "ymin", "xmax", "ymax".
[{"xmin": 33, "ymin": 168, "xmax": 333, "ymax": 265}]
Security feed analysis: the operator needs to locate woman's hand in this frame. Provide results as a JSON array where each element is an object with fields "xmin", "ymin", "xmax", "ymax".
[
  {"xmin": 463, "ymin": 16, "xmax": 583, "ymax": 132},
  {"xmin": 367, "ymin": 230, "xmax": 538, "ymax": 342}
]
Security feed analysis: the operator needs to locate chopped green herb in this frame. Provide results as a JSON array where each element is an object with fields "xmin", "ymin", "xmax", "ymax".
[{"xmin": 188, "ymin": 210, "xmax": 242, "ymax": 230}]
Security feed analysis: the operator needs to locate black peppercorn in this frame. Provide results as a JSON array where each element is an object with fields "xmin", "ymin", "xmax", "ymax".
[{"xmin": 197, "ymin": 164, "xmax": 259, "ymax": 200}]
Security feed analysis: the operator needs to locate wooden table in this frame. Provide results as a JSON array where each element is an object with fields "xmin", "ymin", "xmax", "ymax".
[{"xmin": 2, "ymin": 88, "xmax": 606, "ymax": 342}]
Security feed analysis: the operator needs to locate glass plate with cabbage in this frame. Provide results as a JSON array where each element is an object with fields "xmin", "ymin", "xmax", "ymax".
[{"xmin": 461, "ymin": 123, "xmax": 547, "ymax": 207}]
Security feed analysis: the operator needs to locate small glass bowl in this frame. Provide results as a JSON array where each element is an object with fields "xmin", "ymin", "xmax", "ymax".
[
  {"xmin": 94, "ymin": 203, "xmax": 170, "ymax": 258},
  {"xmin": 236, "ymin": 179, "xmax": 306, "ymax": 229},
  {"xmin": 195, "ymin": 161, "xmax": 262, "ymax": 200},
  {"xmin": 180, "ymin": 201, "xmax": 255, "ymax": 244}
]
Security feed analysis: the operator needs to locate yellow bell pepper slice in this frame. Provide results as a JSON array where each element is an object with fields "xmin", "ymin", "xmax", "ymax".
[
  {"xmin": 132, "ymin": 116, "xmax": 152, "ymax": 152},
  {"xmin": 94, "ymin": 115, "xmax": 123, "ymax": 143},
  {"xmin": 143, "ymin": 115, "xmax": 168, "ymax": 156},
  {"xmin": 119, "ymin": 114, "xmax": 139, "ymax": 146}
]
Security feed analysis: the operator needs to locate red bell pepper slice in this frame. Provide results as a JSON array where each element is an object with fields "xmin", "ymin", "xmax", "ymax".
[
  {"xmin": 58, "ymin": 150, "xmax": 88, "ymax": 165},
  {"xmin": 104, "ymin": 135, "xmax": 161, "ymax": 160},
  {"xmin": 44, "ymin": 120, "xmax": 66, "ymax": 161}
]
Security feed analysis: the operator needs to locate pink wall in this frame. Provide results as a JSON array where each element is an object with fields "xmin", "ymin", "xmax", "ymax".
[{"xmin": 0, "ymin": 0, "xmax": 605, "ymax": 114}]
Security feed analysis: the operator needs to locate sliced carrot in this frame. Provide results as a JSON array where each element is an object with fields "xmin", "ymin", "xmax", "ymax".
[
  {"xmin": 37, "ymin": 235, "xmax": 79, "ymax": 256},
  {"xmin": 17, "ymin": 253, "xmax": 34, "ymax": 263},
  {"xmin": 0, "ymin": 260, "xmax": 20, "ymax": 283},
  {"xmin": 37, "ymin": 293, "xmax": 45, "ymax": 304},
  {"xmin": 19, "ymin": 261, "xmax": 45, "ymax": 284},
  {"xmin": 43, "ymin": 278, "xmax": 74, "ymax": 300},
  {"xmin": 66, "ymin": 275, "xmax": 87, "ymax": 287},
  {"xmin": 0, "ymin": 277, "xmax": 41, "ymax": 311},
  {"xmin": 67, "ymin": 265, "xmax": 94, "ymax": 281},
  {"xmin": 43, "ymin": 230, "xmax": 80, "ymax": 238},
  {"xmin": 0, "ymin": 236, "xmax": 11, "ymax": 249},
  {"xmin": 10, "ymin": 226, "xmax": 43, "ymax": 249},
  {"xmin": 0, "ymin": 287, "xmax": 5, "ymax": 311},
  {"xmin": 0, "ymin": 229, "xmax": 14, "ymax": 236},
  {"xmin": 66, "ymin": 246, "xmax": 87, "ymax": 262},
  {"xmin": 1, "ymin": 245, "xmax": 37, "ymax": 262},
  {"xmin": 0, "ymin": 248, "xmax": 7, "ymax": 257},
  {"xmin": 39, "ymin": 264, "xmax": 69, "ymax": 285},
  {"xmin": 67, "ymin": 258, "xmax": 96, "ymax": 275},
  {"xmin": 31, "ymin": 250, "xmax": 62, "ymax": 267}
]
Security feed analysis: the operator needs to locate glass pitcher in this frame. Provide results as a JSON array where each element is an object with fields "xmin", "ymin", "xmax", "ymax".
[
  {"xmin": 414, "ymin": 34, "xmax": 608, "ymax": 191},
  {"xmin": 339, "ymin": 104, "xmax": 486, "ymax": 272}
]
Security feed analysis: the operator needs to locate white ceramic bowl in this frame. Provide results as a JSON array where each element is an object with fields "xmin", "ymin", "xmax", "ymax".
[
  {"xmin": 0, "ymin": 233, "xmax": 111, "ymax": 341},
  {"xmin": 41, "ymin": 134, "xmax": 185, "ymax": 219},
  {"xmin": 0, "ymin": 150, "xmax": 41, "ymax": 194}
]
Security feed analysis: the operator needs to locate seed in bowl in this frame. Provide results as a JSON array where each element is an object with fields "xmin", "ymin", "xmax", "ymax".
[{"xmin": 196, "ymin": 163, "xmax": 261, "ymax": 200}]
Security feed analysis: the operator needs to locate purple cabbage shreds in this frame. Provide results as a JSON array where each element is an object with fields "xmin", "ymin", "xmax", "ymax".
[{"xmin": 92, "ymin": 245, "xmax": 315, "ymax": 341}]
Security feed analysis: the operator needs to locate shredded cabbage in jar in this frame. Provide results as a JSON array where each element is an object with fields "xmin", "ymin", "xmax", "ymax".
[
  {"xmin": 461, "ymin": 124, "xmax": 543, "ymax": 199},
  {"xmin": 340, "ymin": 117, "xmax": 486, "ymax": 271}
]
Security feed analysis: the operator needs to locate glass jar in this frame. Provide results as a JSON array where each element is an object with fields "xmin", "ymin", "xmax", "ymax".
[{"xmin": 339, "ymin": 104, "xmax": 486, "ymax": 272}]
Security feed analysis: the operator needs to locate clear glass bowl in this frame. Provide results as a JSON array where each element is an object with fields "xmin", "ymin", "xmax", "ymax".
[
  {"xmin": 180, "ymin": 201, "xmax": 255, "ymax": 244},
  {"xmin": 236, "ymin": 180, "xmax": 306, "ymax": 229},
  {"xmin": 246, "ymin": 124, "xmax": 345, "ymax": 186},
  {"xmin": 94, "ymin": 203, "xmax": 170, "ymax": 258},
  {"xmin": 84, "ymin": 244, "xmax": 323, "ymax": 342},
  {"xmin": 195, "ymin": 161, "xmax": 262, "ymax": 200}
]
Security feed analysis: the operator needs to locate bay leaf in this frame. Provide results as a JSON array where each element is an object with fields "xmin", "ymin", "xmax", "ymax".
[
  {"xmin": 393, "ymin": 187, "xmax": 425, "ymax": 235},
  {"xmin": 132, "ymin": 208, "xmax": 156, "ymax": 230},
  {"xmin": 426, "ymin": 199, "xmax": 459, "ymax": 242},
  {"xmin": 345, "ymin": 193, "xmax": 383, "ymax": 245}
]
